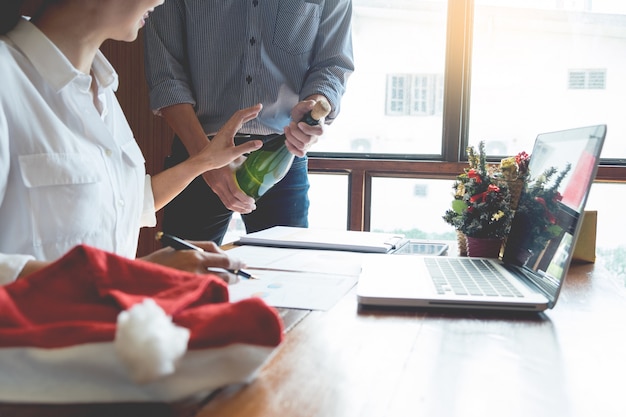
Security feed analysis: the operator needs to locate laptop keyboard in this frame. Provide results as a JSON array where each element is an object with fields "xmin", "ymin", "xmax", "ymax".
[{"xmin": 424, "ymin": 258, "xmax": 524, "ymax": 297}]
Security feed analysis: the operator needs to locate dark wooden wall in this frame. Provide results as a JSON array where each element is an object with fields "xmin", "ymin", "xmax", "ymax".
[{"xmin": 101, "ymin": 34, "xmax": 172, "ymax": 257}]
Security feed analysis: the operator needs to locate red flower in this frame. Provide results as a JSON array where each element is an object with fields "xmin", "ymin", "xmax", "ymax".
[
  {"xmin": 470, "ymin": 184, "xmax": 500, "ymax": 204},
  {"xmin": 467, "ymin": 169, "xmax": 482, "ymax": 183},
  {"xmin": 469, "ymin": 193, "xmax": 482, "ymax": 203},
  {"xmin": 515, "ymin": 151, "xmax": 530, "ymax": 175},
  {"xmin": 515, "ymin": 151, "xmax": 530, "ymax": 165}
]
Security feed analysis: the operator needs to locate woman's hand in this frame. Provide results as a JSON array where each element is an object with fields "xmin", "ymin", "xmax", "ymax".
[
  {"xmin": 188, "ymin": 104, "xmax": 264, "ymax": 172},
  {"xmin": 140, "ymin": 241, "xmax": 246, "ymax": 282}
]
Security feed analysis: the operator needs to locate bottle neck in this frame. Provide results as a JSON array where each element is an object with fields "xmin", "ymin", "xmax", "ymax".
[
  {"xmin": 300, "ymin": 112, "xmax": 320, "ymax": 126},
  {"xmin": 260, "ymin": 134, "xmax": 287, "ymax": 151}
]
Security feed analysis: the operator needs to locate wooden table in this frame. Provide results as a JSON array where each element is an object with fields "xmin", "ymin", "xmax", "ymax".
[{"xmin": 2, "ymin": 261, "xmax": 625, "ymax": 417}]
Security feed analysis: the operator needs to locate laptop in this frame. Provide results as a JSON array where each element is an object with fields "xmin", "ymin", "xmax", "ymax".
[{"xmin": 357, "ymin": 125, "xmax": 606, "ymax": 312}]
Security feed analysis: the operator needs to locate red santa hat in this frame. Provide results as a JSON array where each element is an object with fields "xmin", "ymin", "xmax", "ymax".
[{"xmin": 0, "ymin": 245, "xmax": 283, "ymax": 403}]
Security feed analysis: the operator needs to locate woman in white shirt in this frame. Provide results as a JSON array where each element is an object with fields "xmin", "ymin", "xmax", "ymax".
[{"xmin": 0, "ymin": 0, "xmax": 263, "ymax": 284}]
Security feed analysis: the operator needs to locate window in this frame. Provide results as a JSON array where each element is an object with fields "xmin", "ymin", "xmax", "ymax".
[
  {"xmin": 314, "ymin": 1, "xmax": 626, "ymax": 159},
  {"xmin": 370, "ymin": 178, "xmax": 455, "ymax": 239},
  {"xmin": 568, "ymin": 69, "xmax": 607, "ymax": 89},
  {"xmin": 412, "ymin": 74, "xmax": 444, "ymax": 116},
  {"xmin": 386, "ymin": 74, "xmax": 444, "ymax": 116},
  {"xmin": 386, "ymin": 75, "xmax": 408, "ymax": 115},
  {"xmin": 223, "ymin": 174, "xmax": 349, "ymax": 244},
  {"xmin": 468, "ymin": 1, "xmax": 626, "ymax": 159},
  {"xmin": 314, "ymin": 1, "xmax": 448, "ymax": 156}
]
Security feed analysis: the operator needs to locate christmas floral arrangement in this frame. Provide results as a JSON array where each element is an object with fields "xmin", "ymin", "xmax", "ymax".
[{"xmin": 443, "ymin": 141, "xmax": 514, "ymax": 240}]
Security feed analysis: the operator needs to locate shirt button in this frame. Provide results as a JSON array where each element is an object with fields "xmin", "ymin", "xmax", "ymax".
[
  {"xmin": 252, "ymin": 0, "xmax": 259, "ymax": 6},
  {"xmin": 246, "ymin": 75, "xmax": 253, "ymax": 84},
  {"xmin": 250, "ymin": 37, "xmax": 256, "ymax": 46},
  {"xmin": 105, "ymin": 149, "xmax": 112, "ymax": 157},
  {"xmin": 118, "ymin": 199, "xmax": 125, "ymax": 207}
]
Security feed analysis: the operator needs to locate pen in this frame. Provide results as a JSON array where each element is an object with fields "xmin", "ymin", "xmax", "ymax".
[{"xmin": 155, "ymin": 231, "xmax": 258, "ymax": 280}]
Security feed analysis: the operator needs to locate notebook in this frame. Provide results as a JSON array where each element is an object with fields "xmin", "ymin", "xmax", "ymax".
[
  {"xmin": 238, "ymin": 226, "xmax": 409, "ymax": 253},
  {"xmin": 357, "ymin": 125, "xmax": 606, "ymax": 311}
]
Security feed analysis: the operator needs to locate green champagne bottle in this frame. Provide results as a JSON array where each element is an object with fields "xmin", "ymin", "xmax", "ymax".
[{"xmin": 235, "ymin": 98, "xmax": 331, "ymax": 200}]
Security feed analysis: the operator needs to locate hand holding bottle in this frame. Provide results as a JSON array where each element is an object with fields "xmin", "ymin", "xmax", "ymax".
[
  {"xmin": 235, "ymin": 97, "xmax": 331, "ymax": 200},
  {"xmin": 202, "ymin": 166, "xmax": 257, "ymax": 214},
  {"xmin": 283, "ymin": 97, "xmax": 329, "ymax": 157}
]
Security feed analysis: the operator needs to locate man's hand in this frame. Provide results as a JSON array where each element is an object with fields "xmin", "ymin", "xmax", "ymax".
[
  {"xmin": 202, "ymin": 166, "xmax": 257, "ymax": 214},
  {"xmin": 283, "ymin": 99, "xmax": 327, "ymax": 157}
]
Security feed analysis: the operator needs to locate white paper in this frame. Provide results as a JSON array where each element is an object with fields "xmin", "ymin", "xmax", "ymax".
[{"xmin": 226, "ymin": 246, "xmax": 365, "ymax": 311}]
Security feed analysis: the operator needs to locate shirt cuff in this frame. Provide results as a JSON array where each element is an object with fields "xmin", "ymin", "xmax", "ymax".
[
  {"xmin": 148, "ymin": 79, "xmax": 196, "ymax": 115},
  {"xmin": 141, "ymin": 175, "xmax": 157, "ymax": 228},
  {"xmin": 0, "ymin": 253, "xmax": 35, "ymax": 285}
]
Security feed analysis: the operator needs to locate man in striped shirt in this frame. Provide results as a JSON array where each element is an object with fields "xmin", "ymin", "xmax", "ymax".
[{"xmin": 143, "ymin": 1, "xmax": 354, "ymax": 244}]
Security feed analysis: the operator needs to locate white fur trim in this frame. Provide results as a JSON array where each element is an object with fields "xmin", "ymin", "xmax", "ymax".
[
  {"xmin": 115, "ymin": 298, "xmax": 190, "ymax": 383},
  {"xmin": 0, "ymin": 342, "xmax": 276, "ymax": 403}
]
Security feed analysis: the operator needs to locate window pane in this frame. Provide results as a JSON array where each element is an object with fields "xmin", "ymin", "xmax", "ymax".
[
  {"xmin": 224, "ymin": 213, "xmax": 246, "ymax": 244},
  {"xmin": 370, "ymin": 178, "xmax": 456, "ymax": 239},
  {"xmin": 315, "ymin": 0, "xmax": 448, "ymax": 156},
  {"xmin": 222, "ymin": 173, "xmax": 349, "ymax": 243},
  {"xmin": 469, "ymin": 1, "xmax": 626, "ymax": 159},
  {"xmin": 308, "ymin": 173, "xmax": 349, "ymax": 230},
  {"xmin": 586, "ymin": 183, "xmax": 626, "ymax": 286}
]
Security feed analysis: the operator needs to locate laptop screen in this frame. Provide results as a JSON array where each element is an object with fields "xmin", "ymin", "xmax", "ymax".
[{"xmin": 502, "ymin": 125, "xmax": 606, "ymax": 307}]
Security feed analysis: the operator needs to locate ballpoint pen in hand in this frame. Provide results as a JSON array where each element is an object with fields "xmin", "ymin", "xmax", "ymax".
[{"xmin": 155, "ymin": 231, "xmax": 258, "ymax": 280}]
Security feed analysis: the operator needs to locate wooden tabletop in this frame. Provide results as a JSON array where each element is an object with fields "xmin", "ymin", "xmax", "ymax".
[{"xmin": 2, "ymin": 261, "xmax": 625, "ymax": 417}]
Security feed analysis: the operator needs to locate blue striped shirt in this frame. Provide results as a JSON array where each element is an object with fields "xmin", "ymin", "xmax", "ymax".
[{"xmin": 143, "ymin": 0, "xmax": 354, "ymax": 135}]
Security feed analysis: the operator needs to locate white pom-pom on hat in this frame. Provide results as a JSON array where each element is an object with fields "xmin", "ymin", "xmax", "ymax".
[{"xmin": 114, "ymin": 298, "xmax": 190, "ymax": 384}]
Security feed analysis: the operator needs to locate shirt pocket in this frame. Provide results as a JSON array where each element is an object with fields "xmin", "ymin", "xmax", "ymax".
[
  {"xmin": 119, "ymin": 140, "xmax": 147, "ymax": 209},
  {"xmin": 18, "ymin": 153, "xmax": 105, "ymax": 247},
  {"xmin": 273, "ymin": 0, "xmax": 322, "ymax": 55}
]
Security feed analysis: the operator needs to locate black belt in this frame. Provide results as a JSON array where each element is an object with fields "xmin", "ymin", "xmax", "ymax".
[
  {"xmin": 231, "ymin": 134, "xmax": 280, "ymax": 146},
  {"xmin": 171, "ymin": 133, "xmax": 280, "ymax": 161}
]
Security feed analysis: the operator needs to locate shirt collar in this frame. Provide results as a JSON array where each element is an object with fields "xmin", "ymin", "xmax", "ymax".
[{"xmin": 6, "ymin": 18, "xmax": 119, "ymax": 93}]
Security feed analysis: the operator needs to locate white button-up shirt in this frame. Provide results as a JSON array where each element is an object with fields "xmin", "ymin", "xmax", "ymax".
[{"xmin": 0, "ymin": 19, "xmax": 156, "ymax": 284}]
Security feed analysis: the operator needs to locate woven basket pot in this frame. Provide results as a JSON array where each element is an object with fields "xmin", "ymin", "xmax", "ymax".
[{"xmin": 456, "ymin": 230, "xmax": 468, "ymax": 256}]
